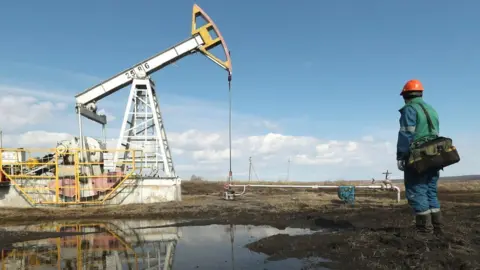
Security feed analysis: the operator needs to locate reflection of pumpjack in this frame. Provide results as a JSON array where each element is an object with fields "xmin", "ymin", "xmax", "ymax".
[
  {"xmin": 225, "ymin": 224, "xmax": 236, "ymax": 270},
  {"xmin": 0, "ymin": 222, "xmax": 179, "ymax": 270},
  {"xmin": 230, "ymin": 224, "xmax": 235, "ymax": 270}
]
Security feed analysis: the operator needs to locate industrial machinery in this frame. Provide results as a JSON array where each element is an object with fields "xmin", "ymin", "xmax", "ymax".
[
  {"xmin": 74, "ymin": 3, "xmax": 231, "ymax": 179},
  {"xmin": 0, "ymin": 4, "xmax": 232, "ymax": 206}
]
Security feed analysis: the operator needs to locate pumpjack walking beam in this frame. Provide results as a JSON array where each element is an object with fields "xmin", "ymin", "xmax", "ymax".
[
  {"xmin": 73, "ymin": 4, "xmax": 232, "ymax": 178},
  {"xmin": 75, "ymin": 4, "xmax": 231, "ymax": 109}
]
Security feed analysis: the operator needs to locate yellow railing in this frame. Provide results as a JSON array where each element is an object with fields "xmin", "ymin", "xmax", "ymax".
[{"xmin": 0, "ymin": 148, "xmax": 139, "ymax": 206}]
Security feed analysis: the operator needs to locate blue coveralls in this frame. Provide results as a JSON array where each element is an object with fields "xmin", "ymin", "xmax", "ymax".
[{"xmin": 396, "ymin": 105, "xmax": 441, "ymax": 216}]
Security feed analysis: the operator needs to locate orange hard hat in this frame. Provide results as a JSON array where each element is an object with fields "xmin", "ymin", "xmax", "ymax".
[{"xmin": 400, "ymin": 79, "xmax": 424, "ymax": 95}]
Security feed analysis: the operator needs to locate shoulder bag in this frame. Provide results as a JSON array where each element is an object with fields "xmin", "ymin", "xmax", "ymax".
[{"xmin": 406, "ymin": 103, "xmax": 461, "ymax": 174}]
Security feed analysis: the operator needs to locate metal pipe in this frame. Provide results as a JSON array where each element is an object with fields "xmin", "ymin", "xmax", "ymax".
[
  {"xmin": 392, "ymin": 185, "xmax": 401, "ymax": 202},
  {"xmin": 230, "ymin": 184, "xmax": 388, "ymax": 189},
  {"xmin": 227, "ymin": 184, "xmax": 402, "ymax": 203},
  {"xmin": 227, "ymin": 74, "xmax": 232, "ymax": 185},
  {"xmin": 248, "ymin": 157, "xmax": 252, "ymax": 182},
  {"xmin": 77, "ymin": 107, "xmax": 84, "ymax": 165},
  {"xmin": 102, "ymin": 124, "xmax": 106, "ymax": 144}
]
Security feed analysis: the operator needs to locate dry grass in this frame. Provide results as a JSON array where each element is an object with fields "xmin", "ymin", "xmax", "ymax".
[
  {"xmin": 437, "ymin": 180, "xmax": 480, "ymax": 191},
  {"xmin": 0, "ymin": 179, "xmax": 478, "ymax": 225},
  {"xmin": 0, "ymin": 189, "xmax": 402, "ymax": 225}
]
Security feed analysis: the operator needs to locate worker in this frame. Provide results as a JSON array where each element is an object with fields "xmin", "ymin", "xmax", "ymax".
[{"xmin": 396, "ymin": 79, "xmax": 443, "ymax": 236}]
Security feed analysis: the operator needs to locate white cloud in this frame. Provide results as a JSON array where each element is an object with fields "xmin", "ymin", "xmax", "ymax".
[
  {"xmin": 192, "ymin": 148, "xmax": 241, "ymax": 164},
  {"xmin": 0, "ymin": 95, "xmax": 68, "ymax": 132},
  {"xmin": 169, "ymin": 130, "xmax": 225, "ymax": 151},
  {"xmin": 166, "ymin": 130, "xmax": 397, "ymax": 180},
  {"xmin": 0, "ymin": 84, "xmax": 72, "ymax": 102},
  {"xmin": 0, "ymin": 82, "xmax": 476, "ymax": 182},
  {"xmin": 9, "ymin": 62, "xmax": 103, "ymax": 84},
  {"xmin": 294, "ymin": 154, "xmax": 343, "ymax": 165},
  {"xmin": 237, "ymin": 133, "xmax": 318, "ymax": 158},
  {"xmin": 2, "ymin": 131, "xmax": 73, "ymax": 148}
]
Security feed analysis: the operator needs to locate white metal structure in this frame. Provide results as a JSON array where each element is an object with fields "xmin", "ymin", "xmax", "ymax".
[
  {"xmin": 114, "ymin": 78, "xmax": 176, "ymax": 178},
  {"xmin": 73, "ymin": 4, "xmax": 232, "ymax": 180}
]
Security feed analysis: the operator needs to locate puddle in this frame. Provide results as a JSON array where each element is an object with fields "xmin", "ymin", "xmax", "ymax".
[{"xmin": 0, "ymin": 220, "xmax": 331, "ymax": 269}]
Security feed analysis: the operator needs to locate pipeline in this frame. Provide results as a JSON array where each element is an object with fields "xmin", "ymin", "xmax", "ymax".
[{"xmin": 226, "ymin": 183, "xmax": 401, "ymax": 203}]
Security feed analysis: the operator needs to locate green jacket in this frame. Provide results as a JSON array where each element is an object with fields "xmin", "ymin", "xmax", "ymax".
[{"xmin": 396, "ymin": 97, "xmax": 440, "ymax": 160}]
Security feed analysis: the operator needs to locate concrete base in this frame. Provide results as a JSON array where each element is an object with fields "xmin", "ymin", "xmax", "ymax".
[
  {"xmin": 0, "ymin": 178, "xmax": 182, "ymax": 208},
  {"xmin": 105, "ymin": 178, "xmax": 182, "ymax": 205},
  {"xmin": 0, "ymin": 186, "xmax": 32, "ymax": 208}
]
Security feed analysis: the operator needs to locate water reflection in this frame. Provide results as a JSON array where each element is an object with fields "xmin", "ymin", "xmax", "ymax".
[
  {"xmin": 0, "ymin": 220, "xmax": 324, "ymax": 270},
  {"xmin": 1, "ymin": 221, "xmax": 179, "ymax": 269}
]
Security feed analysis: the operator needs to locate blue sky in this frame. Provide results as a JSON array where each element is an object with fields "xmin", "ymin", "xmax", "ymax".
[{"xmin": 0, "ymin": 0, "xmax": 478, "ymax": 181}]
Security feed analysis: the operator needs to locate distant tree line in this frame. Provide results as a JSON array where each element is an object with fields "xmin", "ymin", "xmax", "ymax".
[{"xmin": 189, "ymin": 174, "xmax": 205, "ymax": 182}]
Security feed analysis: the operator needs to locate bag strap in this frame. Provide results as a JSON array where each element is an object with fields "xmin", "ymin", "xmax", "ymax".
[{"xmin": 417, "ymin": 103, "xmax": 436, "ymax": 134}]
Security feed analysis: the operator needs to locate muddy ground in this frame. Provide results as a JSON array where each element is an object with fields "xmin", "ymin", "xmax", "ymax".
[{"xmin": 0, "ymin": 181, "xmax": 479, "ymax": 269}]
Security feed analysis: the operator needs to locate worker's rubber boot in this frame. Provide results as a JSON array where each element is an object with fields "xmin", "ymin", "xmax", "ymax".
[
  {"xmin": 431, "ymin": 211, "xmax": 444, "ymax": 236},
  {"xmin": 415, "ymin": 214, "xmax": 433, "ymax": 236}
]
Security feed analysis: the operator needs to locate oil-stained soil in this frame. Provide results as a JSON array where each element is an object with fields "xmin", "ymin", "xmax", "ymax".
[{"xmin": 0, "ymin": 181, "xmax": 479, "ymax": 269}]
